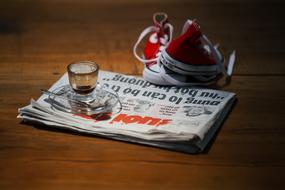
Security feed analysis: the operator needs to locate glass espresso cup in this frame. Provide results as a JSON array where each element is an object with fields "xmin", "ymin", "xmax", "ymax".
[{"xmin": 67, "ymin": 61, "xmax": 99, "ymax": 101}]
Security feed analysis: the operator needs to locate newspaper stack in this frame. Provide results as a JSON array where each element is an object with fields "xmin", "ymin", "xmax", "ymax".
[{"xmin": 18, "ymin": 71, "xmax": 236, "ymax": 154}]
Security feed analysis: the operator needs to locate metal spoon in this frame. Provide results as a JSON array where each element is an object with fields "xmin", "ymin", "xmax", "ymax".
[{"xmin": 41, "ymin": 89, "xmax": 111, "ymax": 115}]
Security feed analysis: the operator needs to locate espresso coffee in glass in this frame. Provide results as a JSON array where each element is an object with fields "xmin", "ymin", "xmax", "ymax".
[{"xmin": 67, "ymin": 61, "xmax": 99, "ymax": 101}]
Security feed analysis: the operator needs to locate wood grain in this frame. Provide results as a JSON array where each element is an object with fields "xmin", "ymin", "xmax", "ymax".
[{"xmin": 0, "ymin": 0, "xmax": 285, "ymax": 189}]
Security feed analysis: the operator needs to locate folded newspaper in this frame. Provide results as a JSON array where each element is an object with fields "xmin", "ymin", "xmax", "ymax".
[{"xmin": 18, "ymin": 71, "xmax": 236, "ymax": 154}]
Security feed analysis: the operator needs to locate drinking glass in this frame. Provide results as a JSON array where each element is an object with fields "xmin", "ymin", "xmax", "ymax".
[
  {"xmin": 46, "ymin": 60, "xmax": 121, "ymax": 116},
  {"xmin": 67, "ymin": 61, "xmax": 99, "ymax": 102}
]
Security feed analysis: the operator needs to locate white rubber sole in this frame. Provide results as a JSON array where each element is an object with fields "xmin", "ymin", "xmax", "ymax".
[
  {"xmin": 143, "ymin": 65, "xmax": 171, "ymax": 86},
  {"xmin": 160, "ymin": 49, "xmax": 222, "ymax": 75},
  {"xmin": 159, "ymin": 66, "xmax": 217, "ymax": 86},
  {"xmin": 143, "ymin": 63, "xmax": 218, "ymax": 86}
]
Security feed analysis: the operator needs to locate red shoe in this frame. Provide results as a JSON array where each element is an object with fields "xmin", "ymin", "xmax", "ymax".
[
  {"xmin": 133, "ymin": 12, "xmax": 174, "ymax": 85},
  {"xmin": 134, "ymin": 16, "xmax": 235, "ymax": 86},
  {"xmin": 160, "ymin": 19, "xmax": 235, "ymax": 82},
  {"xmin": 133, "ymin": 12, "xmax": 173, "ymax": 65}
]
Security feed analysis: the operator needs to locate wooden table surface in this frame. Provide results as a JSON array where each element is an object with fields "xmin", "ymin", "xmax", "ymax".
[{"xmin": 1, "ymin": 0, "xmax": 285, "ymax": 189}]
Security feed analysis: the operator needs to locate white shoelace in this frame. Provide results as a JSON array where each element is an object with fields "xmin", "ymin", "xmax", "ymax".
[
  {"xmin": 133, "ymin": 23, "xmax": 173, "ymax": 64},
  {"xmin": 201, "ymin": 35, "xmax": 236, "ymax": 77}
]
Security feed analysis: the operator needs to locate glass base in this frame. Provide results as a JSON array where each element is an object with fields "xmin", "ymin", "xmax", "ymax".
[
  {"xmin": 47, "ymin": 85, "xmax": 120, "ymax": 115},
  {"xmin": 69, "ymin": 91, "xmax": 95, "ymax": 103}
]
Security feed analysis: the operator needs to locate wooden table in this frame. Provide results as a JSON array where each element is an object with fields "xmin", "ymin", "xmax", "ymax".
[{"xmin": 1, "ymin": 0, "xmax": 284, "ymax": 189}]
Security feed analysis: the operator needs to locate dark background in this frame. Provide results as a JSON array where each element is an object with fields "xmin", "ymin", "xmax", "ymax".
[{"xmin": 0, "ymin": 0, "xmax": 284, "ymax": 189}]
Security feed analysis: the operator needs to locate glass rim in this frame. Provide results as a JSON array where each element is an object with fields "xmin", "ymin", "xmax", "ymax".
[{"xmin": 67, "ymin": 61, "xmax": 99, "ymax": 75}]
